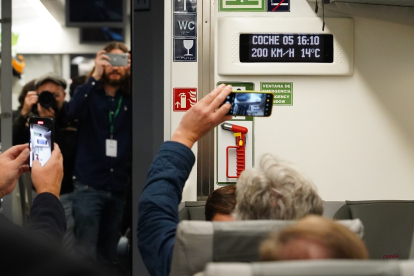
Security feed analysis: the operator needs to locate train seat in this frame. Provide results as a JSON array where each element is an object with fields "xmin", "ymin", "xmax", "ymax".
[
  {"xmin": 178, "ymin": 200, "xmax": 346, "ymax": 221},
  {"xmin": 179, "ymin": 201, "xmax": 206, "ymax": 221},
  {"xmin": 198, "ymin": 260, "xmax": 414, "ymax": 276},
  {"xmin": 169, "ymin": 219, "xmax": 364, "ymax": 276},
  {"xmin": 334, "ymin": 200, "xmax": 414, "ymax": 259}
]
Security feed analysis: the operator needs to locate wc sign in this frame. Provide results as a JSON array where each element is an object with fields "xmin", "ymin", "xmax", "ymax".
[
  {"xmin": 174, "ymin": 14, "xmax": 197, "ymax": 37},
  {"xmin": 173, "ymin": 88, "xmax": 197, "ymax": 111}
]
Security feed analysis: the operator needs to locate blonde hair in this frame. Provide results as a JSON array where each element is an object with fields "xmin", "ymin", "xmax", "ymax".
[
  {"xmin": 233, "ymin": 154, "xmax": 323, "ymax": 220},
  {"xmin": 260, "ymin": 215, "xmax": 369, "ymax": 261}
]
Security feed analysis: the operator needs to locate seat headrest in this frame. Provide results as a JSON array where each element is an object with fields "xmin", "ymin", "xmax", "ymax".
[
  {"xmin": 170, "ymin": 219, "xmax": 364, "ymax": 276},
  {"xmin": 203, "ymin": 260, "xmax": 407, "ymax": 276}
]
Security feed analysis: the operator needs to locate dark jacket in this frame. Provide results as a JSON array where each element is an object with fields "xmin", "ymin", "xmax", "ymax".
[
  {"xmin": 12, "ymin": 102, "xmax": 78, "ymax": 195},
  {"xmin": 138, "ymin": 141, "xmax": 195, "ymax": 276},
  {"xmin": 0, "ymin": 193, "xmax": 113, "ymax": 276},
  {"xmin": 65, "ymin": 76, "xmax": 132, "ymax": 192}
]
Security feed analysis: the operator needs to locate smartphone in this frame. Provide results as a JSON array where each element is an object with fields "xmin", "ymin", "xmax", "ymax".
[
  {"xmin": 29, "ymin": 117, "xmax": 54, "ymax": 167},
  {"xmin": 106, "ymin": 53, "xmax": 128, "ymax": 66},
  {"xmin": 221, "ymin": 91, "xmax": 274, "ymax": 117}
]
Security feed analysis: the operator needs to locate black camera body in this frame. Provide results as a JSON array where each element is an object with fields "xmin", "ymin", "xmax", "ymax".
[{"xmin": 32, "ymin": 91, "xmax": 58, "ymax": 114}]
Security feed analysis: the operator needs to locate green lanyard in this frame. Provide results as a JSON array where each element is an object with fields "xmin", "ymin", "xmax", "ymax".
[{"xmin": 108, "ymin": 95, "xmax": 123, "ymax": 139}]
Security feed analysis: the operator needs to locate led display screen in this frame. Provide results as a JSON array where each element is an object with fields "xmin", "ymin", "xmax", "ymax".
[{"xmin": 240, "ymin": 34, "xmax": 334, "ymax": 63}]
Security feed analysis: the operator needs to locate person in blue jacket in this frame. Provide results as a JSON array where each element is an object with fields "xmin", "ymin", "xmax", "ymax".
[{"xmin": 138, "ymin": 84, "xmax": 233, "ymax": 276}]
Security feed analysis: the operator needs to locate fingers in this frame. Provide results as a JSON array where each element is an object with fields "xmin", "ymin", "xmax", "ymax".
[
  {"xmin": 210, "ymin": 85, "xmax": 232, "ymax": 109},
  {"xmin": 215, "ymin": 103, "xmax": 232, "ymax": 120},
  {"xmin": 49, "ymin": 143, "xmax": 63, "ymax": 164},
  {"xmin": 13, "ymin": 147, "xmax": 30, "ymax": 167},
  {"xmin": 100, "ymin": 54, "xmax": 110, "ymax": 62},
  {"xmin": 96, "ymin": 50, "xmax": 106, "ymax": 57},
  {"xmin": 19, "ymin": 165, "xmax": 30, "ymax": 175},
  {"xmin": 32, "ymin": 160, "xmax": 41, "ymax": 170},
  {"xmin": 202, "ymin": 84, "xmax": 226, "ymax": 105},
  {"xmin": 26, "ymin": 91, "xmax": 37, "ymax": 98},
  {"xmin": 3, "ymin": 144, "xmax": 29, "ymax": 160},
  {"xmin": 24, "ymin": 92, "xmax": 38, "ymax": 105}
]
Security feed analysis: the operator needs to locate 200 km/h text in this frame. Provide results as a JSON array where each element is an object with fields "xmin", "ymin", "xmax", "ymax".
[{"xmin": 251, "ymin": 48, "xmax": 321, "ymax": 58}]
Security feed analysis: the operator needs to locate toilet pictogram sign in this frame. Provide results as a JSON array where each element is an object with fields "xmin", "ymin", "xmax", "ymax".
[{"xmin": 173, "ymin": 88, "xmax": 197, "ymax": 111}]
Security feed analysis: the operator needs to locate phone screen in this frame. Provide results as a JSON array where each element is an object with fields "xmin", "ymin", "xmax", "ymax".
[
  {"xmin": 29, "ymin": 118, "xmax": 54, "ymax": 167},
  {"xmin": 222, "ymin": 91, "xmax": 274, "ymax": 117}
]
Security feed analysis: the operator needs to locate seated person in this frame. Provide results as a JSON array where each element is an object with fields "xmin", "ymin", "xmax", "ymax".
[
  {"xmin": 233, "ymin": 155, "xmax": 323, "ymax": 220},
  {"xmin": 260, "ymin": 215, "xmax": 369, "ymax": 261},
  {"xmin": 138, "ymin": 84, "xmax": 323, "ymax": 276},
  {"xmin": 205, "ymin": 185, "xmax": 236, "ymax": 221}
]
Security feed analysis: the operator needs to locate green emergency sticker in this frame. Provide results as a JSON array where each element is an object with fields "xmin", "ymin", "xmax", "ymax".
[
  {"xmin": 260, "ymin": 82, "xmax": 293, "ymax": 106},
  {"xmin": 219, "ymin": 0, "xmax": 266, "ymax": 12}
]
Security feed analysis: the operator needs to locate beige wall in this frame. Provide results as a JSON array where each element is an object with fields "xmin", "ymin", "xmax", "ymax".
[{"xmin": 167, "ymin": 1, "xmax": 414, "ymax": 201}]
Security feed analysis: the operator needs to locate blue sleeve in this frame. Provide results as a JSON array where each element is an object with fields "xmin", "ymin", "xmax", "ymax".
[
  {"xmin": 66, "ymin": 76, "xmax": 98, "ymax": 120},
  {"xmin": 26, "ymin": 192, "xmax": 66, "ymax": 246},
  {"xmin": 138, "ymin": 141, "xmax": 195, "ymax": 276}
]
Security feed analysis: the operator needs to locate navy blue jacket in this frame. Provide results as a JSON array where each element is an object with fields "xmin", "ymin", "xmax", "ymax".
[
  {"xmin": 138, "ymin": 141, "xmax": 195, "ymax": 276},
  {"xmin": 66, "ymin": 77, "xmax": 132, "ymax": 192}
]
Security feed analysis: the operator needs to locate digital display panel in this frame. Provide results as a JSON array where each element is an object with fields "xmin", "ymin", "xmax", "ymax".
[
  {"xmin": 37, "ymin": 139, "xmax": 48, "ymax": 145},
  {"xmin": 240, "ymin": 34, "xmax": 334, "ymax": 63}
]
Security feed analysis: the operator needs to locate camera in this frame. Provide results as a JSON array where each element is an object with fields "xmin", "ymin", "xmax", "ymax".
[{"xmin": 32, "ymin": 91, "xmax": 58, "ymax": 114}]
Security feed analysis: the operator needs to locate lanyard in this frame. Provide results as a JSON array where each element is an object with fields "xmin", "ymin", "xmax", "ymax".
[{"xmin": 108, "ymin": 95, "xmax": 123, "ymax": 139}]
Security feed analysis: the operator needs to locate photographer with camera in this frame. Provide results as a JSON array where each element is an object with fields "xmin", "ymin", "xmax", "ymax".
[
  {"xmin": 13, "ymin": 72, "xmax": 78, "ymax": 254},
  {"xmin": 66, "ymin": 41, "xmax": 131, "ymax": 266}
]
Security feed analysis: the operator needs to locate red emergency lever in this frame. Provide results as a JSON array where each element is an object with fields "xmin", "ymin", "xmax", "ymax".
[{"xmin": 221, "ymin": 123, "xmax": 248, "ymax": 178}]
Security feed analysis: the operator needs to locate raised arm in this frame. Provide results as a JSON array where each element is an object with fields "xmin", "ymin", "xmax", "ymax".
[
  {"xmin": 137, "ymin": 84, "xmax": 232, "ymax": 276},
  {"xmin": 66, "ymin": 50, "xmax": 111, "ymax": 119}
]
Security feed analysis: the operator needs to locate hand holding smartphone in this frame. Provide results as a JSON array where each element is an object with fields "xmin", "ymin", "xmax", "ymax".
[
  {"xmin": 221, "ymin": 91, "xmax": 274, "ymax": 117},
  {"xmin": 29, "ymin": 117, "xmax": 54, "ymax": 167},
  {"xmin": 106, "ymin": 53, "xmax": 128, "ymax": 67}
]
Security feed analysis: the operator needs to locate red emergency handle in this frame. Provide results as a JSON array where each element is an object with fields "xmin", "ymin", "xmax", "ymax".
[{"xmin": 226, "ymin": 145, "xmax": 246, "ymax": 178}]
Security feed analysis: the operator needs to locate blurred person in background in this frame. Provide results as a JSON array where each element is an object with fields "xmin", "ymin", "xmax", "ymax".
[
  {"xmin": 205, "ymin": 185, "xmax": 236, "ymax": 221},
  {"xmin": 13, "ymin": 79, "xmax": 37, "ymax": 120},
  {"xmin": 69, "ymin": 75, "xmax": 87, "ymax": 98},
  {"xmin": 12, "ymin": 73, "xmax": 78, "ymax": 254},
  {"xmin": 66, "ymin": 41, "xmax": 132, "ymax": 266}
]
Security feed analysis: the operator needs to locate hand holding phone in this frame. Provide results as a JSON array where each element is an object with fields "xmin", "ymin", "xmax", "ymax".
[
  {"xmin": 29, "ymin": 117, "xmax": 54, "ymax": 167},
  {"xmin": 106, "ymin": 53, "xmax": 128, "ymax": 67},
  {"xmin": 31, "ymin": 143, "xmax": 63, "ymax": 199},
  {"xmin": 221, "ymin": 91, "xmax": 274, "ymax": 117}
]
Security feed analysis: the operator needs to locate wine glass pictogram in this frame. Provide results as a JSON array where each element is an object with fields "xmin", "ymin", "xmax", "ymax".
[{"xmin": 183, "ymin": 40, "xmax": 194, "ymax": 56}]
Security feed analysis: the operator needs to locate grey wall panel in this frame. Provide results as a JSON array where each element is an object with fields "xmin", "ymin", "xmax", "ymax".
[{"xmin": 132, "ymin": 0, "xmax": 165, "ymax": 275}]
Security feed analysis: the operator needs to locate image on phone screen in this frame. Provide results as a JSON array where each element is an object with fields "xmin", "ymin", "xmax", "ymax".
[
  {"xmin": 223, "ymin": 92, "xmax": 273, "ymax": 117},
  {"xmin": 29, "ymin": 119, "xmax": 53, "ymax": 167}
]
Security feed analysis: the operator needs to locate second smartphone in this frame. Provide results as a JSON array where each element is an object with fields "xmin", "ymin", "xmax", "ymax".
[
  {"xmin": 106, "ymin": 53, "xmax": 128, "ymax": 67},
  {"xmin": 222, "ymin": 91, "xmax": 274, "ymax": 117},
  {"xmin": 29, "ymin": 117, "xmax": 54, "ymax": 167}
]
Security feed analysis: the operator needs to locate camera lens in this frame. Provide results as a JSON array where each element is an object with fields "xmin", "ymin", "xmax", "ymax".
[{"xmin": 38, "ymin": 91, "xmax": 57, "ymax": 109}]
